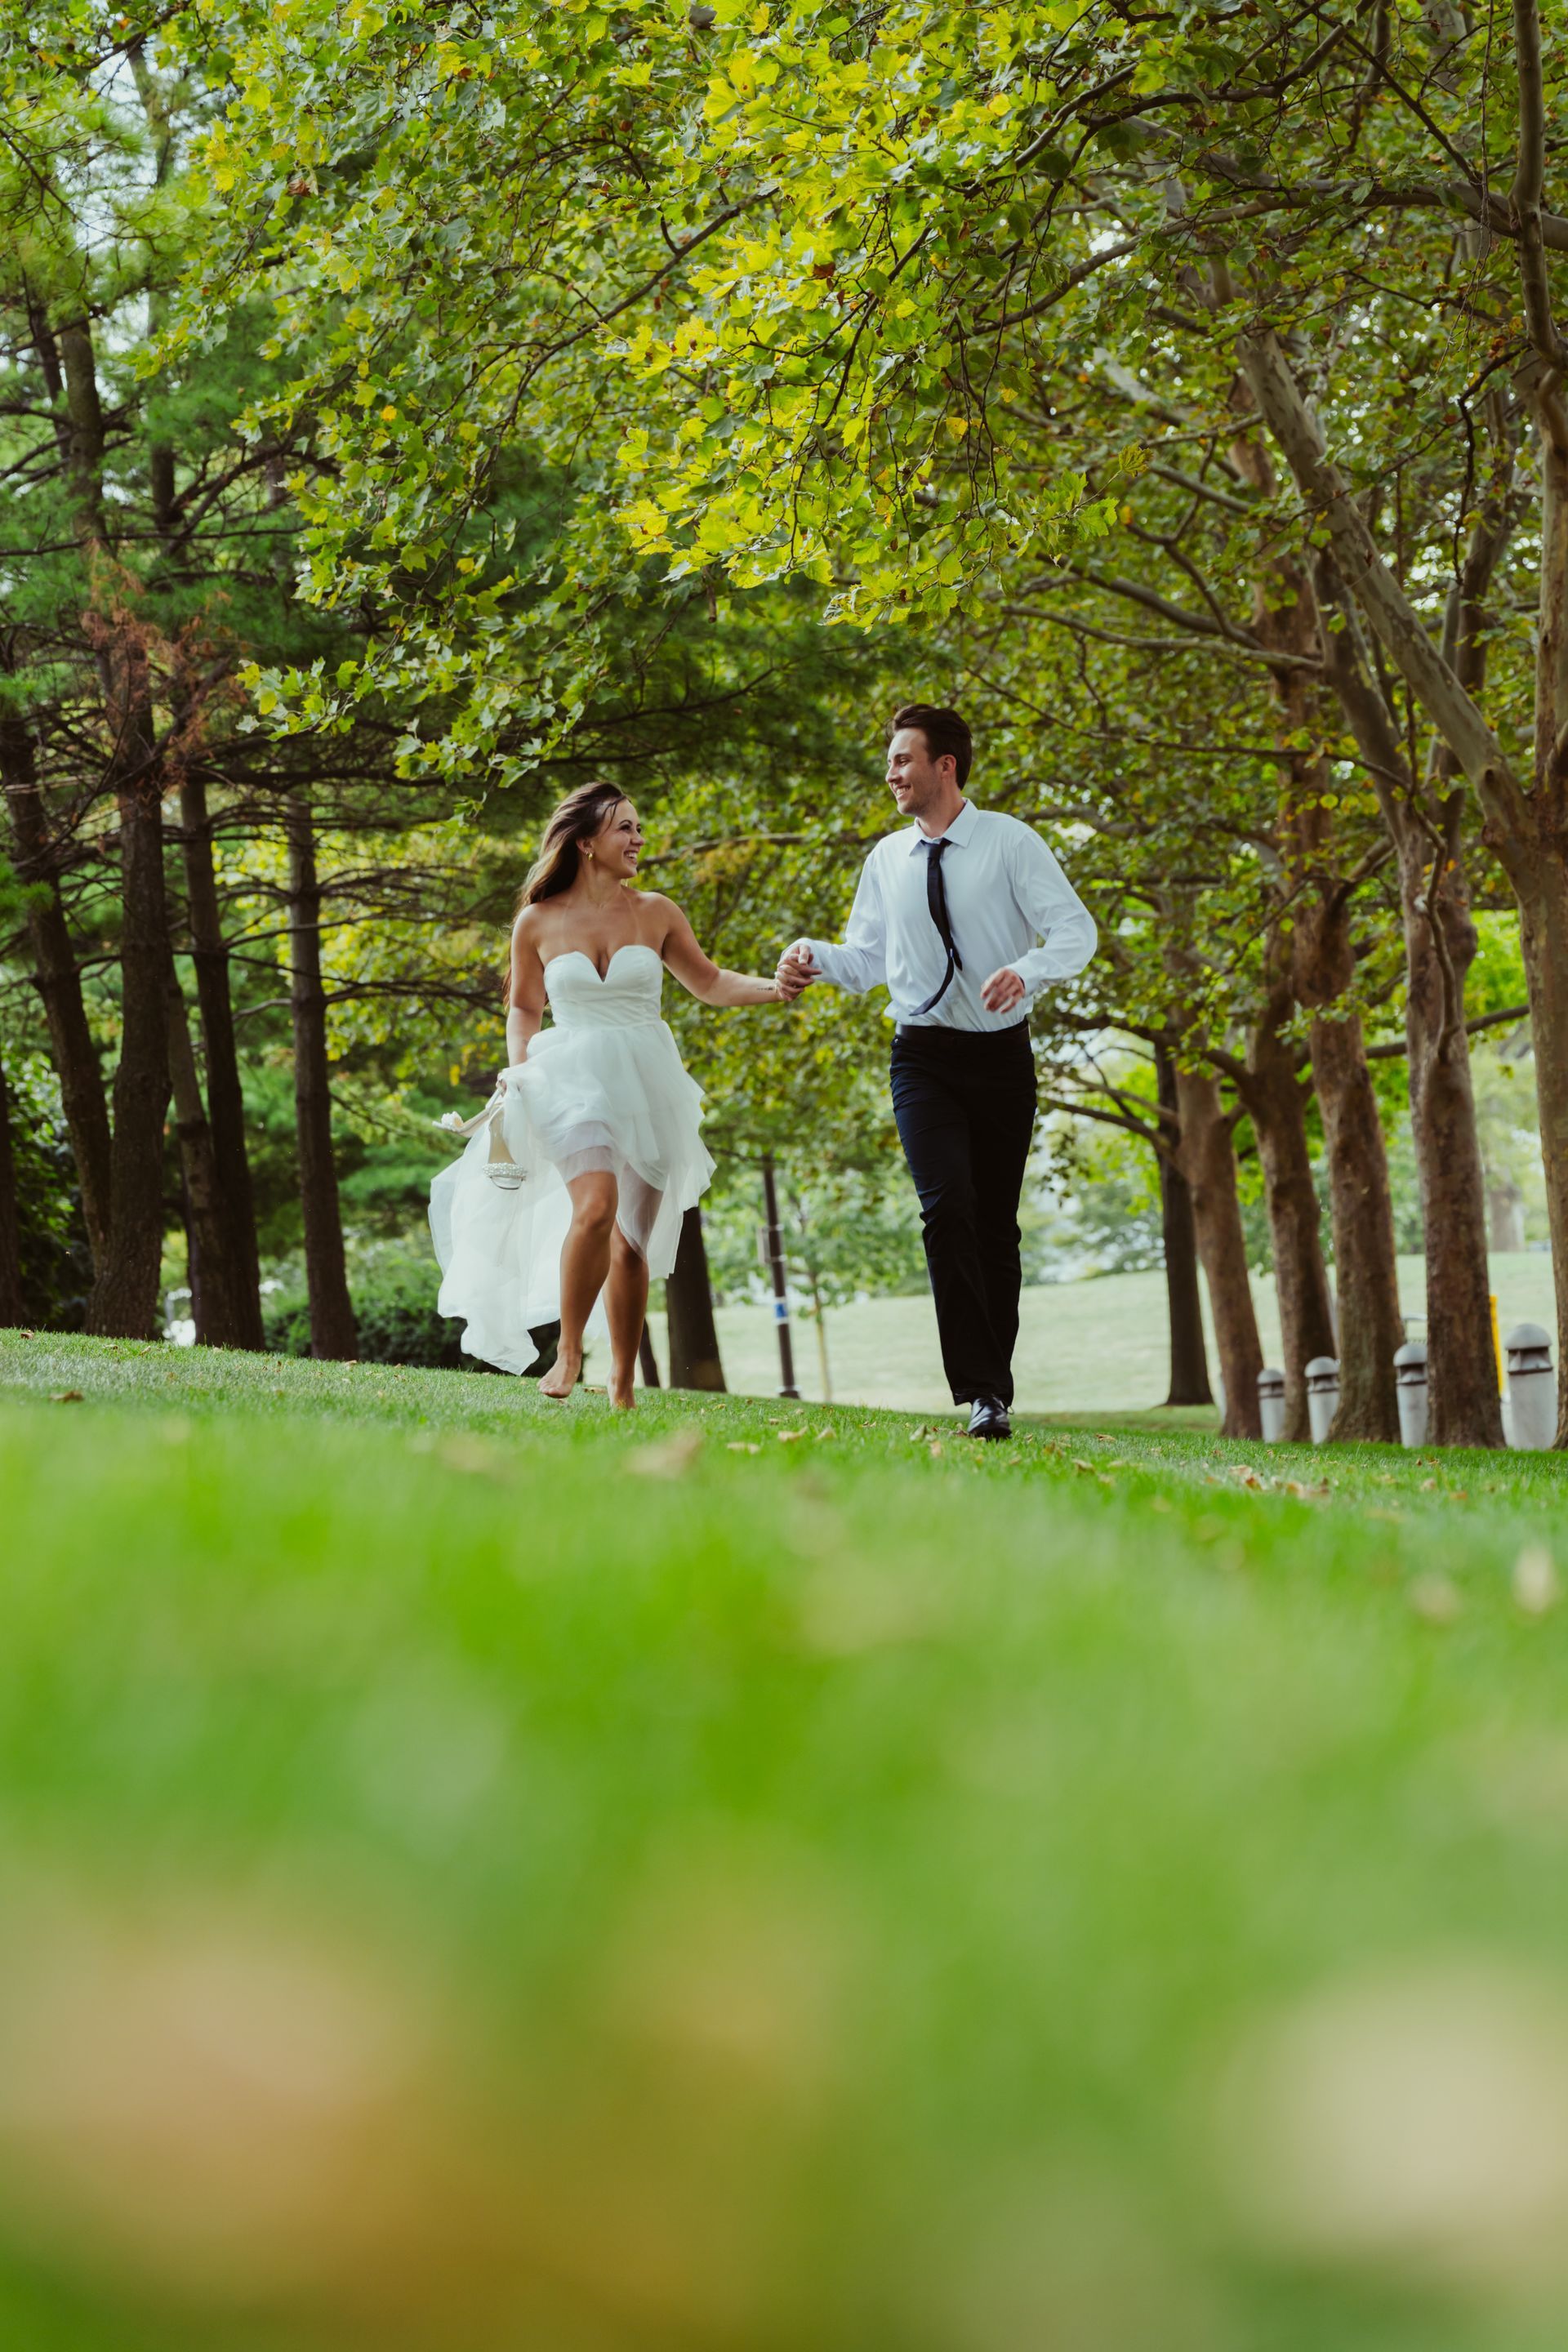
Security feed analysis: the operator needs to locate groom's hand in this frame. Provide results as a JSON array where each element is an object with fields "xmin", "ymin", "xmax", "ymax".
[
  {"xmin": 981, "ymin": 966, "xmax": 1026, "ymax": 1014},
  {"xmin": 775, "ymin": 942, "xmax": 819, "ymax": 999}
]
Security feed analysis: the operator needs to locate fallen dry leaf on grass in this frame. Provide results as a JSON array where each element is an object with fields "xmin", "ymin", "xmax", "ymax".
[
  {"xmin": 1410, "ymin": 1574, "xmax": 1462, "ymax": 1624},
  {"xmin": 797, "ymin": 1563, "xmax": 952, "ymax": 1655},
  {"xmin": 725, "ymin": 1442, "xmax": 761, "ymax": 1457},
  {"xmin": 438, "ymin": 1437, "xmax": 506, "ymax": 1478},
  {"xmin": 0, "ymin": 1873, "xmax": 820, "ymax": 2345},
  {"xmin": 1212, "ymin": 1958, "xmax": 1568, "ymax": 2296},
  {"xmin": 1513, "ymin": 1544, "xmax": 1560, "ymax": 1617},
  {"xmin": 624, "ymin": 1431, "xmax": 702, "ymax": 1480}
]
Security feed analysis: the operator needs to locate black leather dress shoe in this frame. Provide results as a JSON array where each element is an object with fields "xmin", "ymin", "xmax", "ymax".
[{"xmin": 966, "ymin": 1396, "xmax": 1012, "ymax": 1441}]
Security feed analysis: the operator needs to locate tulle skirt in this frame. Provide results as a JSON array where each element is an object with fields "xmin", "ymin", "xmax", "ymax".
[{"xmin": 429, "ymin": 1017, "xmax": 715, "ymax": 1374}]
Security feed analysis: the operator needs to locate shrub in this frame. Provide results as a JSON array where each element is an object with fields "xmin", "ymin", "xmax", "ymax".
[
  {"xmin": 9, "ymin": 1056, "xmax": 92, "ymax": 1330},
  {"xmin": 261, "ymin": 1246, "xmax": 555, "ymax": 1373}
]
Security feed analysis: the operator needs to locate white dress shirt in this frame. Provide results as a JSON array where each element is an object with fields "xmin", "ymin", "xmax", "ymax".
[{"xmin": 801, "ymin": 800, "xmax": 1097, "ymax": 1031}]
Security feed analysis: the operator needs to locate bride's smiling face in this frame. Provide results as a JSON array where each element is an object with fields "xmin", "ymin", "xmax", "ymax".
[{"xmin": 588, "ymin": 799, "xmax": 644, "ymax": 881}]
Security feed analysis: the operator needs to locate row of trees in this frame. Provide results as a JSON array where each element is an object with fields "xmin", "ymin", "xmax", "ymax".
[
  {"xmin": 4, "ymin": 0, "xmax": 1565, "ymax": 1445},
  {"xmin": 1, "ymin": 2, "xmax": 920, "ymax": 1370}
]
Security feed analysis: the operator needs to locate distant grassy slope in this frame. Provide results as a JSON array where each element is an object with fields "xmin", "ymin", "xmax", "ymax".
[
  {"xmin": 666, "ymin": 1249, "xmax": 1557, "ymax": 1412},
  {"xmin": 1, "ymin": 1334, "xmax": 1567, "ymax": 2352}
]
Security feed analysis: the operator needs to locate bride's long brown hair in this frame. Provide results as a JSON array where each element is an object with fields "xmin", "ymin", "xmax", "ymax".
[{"xmin": 505, "ymin": 778, "xmax": 629, "ymax": 1004}]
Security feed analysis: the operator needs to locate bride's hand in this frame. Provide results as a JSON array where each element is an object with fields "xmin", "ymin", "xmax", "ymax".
[{"xmin": 774, "ymin": 947, "xmax": 816, "ymax": 1001}]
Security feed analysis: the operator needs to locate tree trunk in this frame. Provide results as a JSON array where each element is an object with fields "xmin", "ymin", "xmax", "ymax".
[
  {"xmin": 0, "ymin": 1053, "xmax": 24, "ymax": 1327},
  {"xmin": 1307, "ymin": 1007, "xmax": 1402, "ymax": 1441},
  {"xmin": 1285, "ymin": 777, "xmax": 1402, "ymax": 1445},
  {"xmin": 638, "ymin": 1323, "xmax": 661, "ymax": 1387},
  {"xmin": 1230, "ymin": 406, "xmax": 1400, "ymax": 1442},
  {"xmin": 1400, "ymin": 841, "xmax": 1506, "ymax": 1446},
  {"xmin": 51, "ymin": 310, "xmax": 169, "ymax": 1340},
  {"xmin": 0, "ymin": 710, "xmax": 112, "ymax": 1270},
  {"xmin": 179, "ymin": 775, "xmax": 263, "ymax": 1348},
  {"xmin": 1155, "ymin": 1041, "xmax": 1212, "ymax": 1406},
  {"xmin": 1514, "ymin": 373, "xmax": 1568, "ymax": 1441},
  {"xmin": 167, "ymin": 968, "xmax": 253, "ymax": 1349},
  {"xmin": 286, "ymin": 795, "xmax": 357, "ymax": 1360},
  {"xmin": 665, "ymin": 1206, "xmax": 725, "ymax": 1391},
  {"xmin": 1241, "ymin": 331, "xmax": 1553, "ymax": 1438},
  {"xmin": 86, "ymin": 776, "xmax": 172, "ymax": 1340},
  {"xmin": 1172, "ymin": 1066, "xmax": 1262, "ymax": 1437},
  {"xmin": 1241, "ymin": 978, "xmax": 1337, "ymax": 1443},
  {"xmin": 1514, "ymin": 861, "xmax": 1568, "ymax": 1442},
  {"xmin": 1317, "ymin": 568, "xmax": 1505, "ymax": 1446}
]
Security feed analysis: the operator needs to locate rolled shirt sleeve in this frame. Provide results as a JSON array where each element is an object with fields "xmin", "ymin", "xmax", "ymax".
[
  {"xmin": 801, "ymin": 852, "xmax": 889, "ymax": 995},
  {"xmin": 1005, "ymin": 827, "xmax": 1098, "ymax": 997}
]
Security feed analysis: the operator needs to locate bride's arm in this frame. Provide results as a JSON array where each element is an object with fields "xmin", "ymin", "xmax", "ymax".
[
  {"xmin": 655, "ymin": 896, "xmax": 799, "ymax": 1008},
  {"xmin": 504, "ymin": 913, "xmax": 547, "ymax": 1064}
]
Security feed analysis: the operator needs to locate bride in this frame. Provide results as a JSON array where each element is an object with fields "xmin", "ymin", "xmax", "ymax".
[{"xmin": 430, "ymin": 778, "xmax": 803, "ymax": 1410}]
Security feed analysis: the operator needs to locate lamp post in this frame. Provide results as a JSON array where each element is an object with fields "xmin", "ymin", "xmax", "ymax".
[{"xmin": 760, "ymin": 1154, "xmax": 800, "ymax": 1399}]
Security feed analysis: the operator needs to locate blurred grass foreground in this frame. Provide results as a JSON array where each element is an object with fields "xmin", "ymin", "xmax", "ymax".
[{"xmin": 4, "ymin": 1332, "xmax": 1568, "ymax": 2351}]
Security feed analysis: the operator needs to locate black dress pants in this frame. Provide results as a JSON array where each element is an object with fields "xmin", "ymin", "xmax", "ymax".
[{"xmin": 889, "ymin": 1020, "xmax": 1037, "ymax": 1407}]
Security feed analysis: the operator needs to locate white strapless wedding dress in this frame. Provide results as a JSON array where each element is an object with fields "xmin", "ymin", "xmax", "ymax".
[{"xmin": 429, "ymin": 945, "xmax": 715, "ymax": 1374}]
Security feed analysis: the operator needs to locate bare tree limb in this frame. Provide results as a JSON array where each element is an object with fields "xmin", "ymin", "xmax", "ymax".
[
  {"xmin": 1239, "ymin": 328, "xmax": 1533, "ymax": 838},
  {"xmin": 1509, "ymin": 0, "xmax": 1566, "ymax": 370},
  {"xmin": 1365, "ymin": 1004, "xmax": 1529, "ymax": 1059},
  {"xmin": 1002, "ymin": 604, "xmax": 1321, "ymax": 671}
]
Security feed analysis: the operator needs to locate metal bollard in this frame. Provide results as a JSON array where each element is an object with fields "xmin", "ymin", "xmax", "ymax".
[
  {"xmin": 1305, "ymin": 1356, "xmax": 1340, "ymax": 1445},
  {"xmin": 1506, "ymin": 1322, "xmax": 1558, "ymax": 1451},
  {"xmin": 1394, "ymin": 1339, "xmax": 1428, "ymax": 1449},
  {"xmin": 1257, "ymin": 1366, "xmax": 1285, "ymax": 1443}
]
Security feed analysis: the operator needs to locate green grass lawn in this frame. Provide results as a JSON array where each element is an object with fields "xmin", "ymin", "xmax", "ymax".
[
  {"xmin": 678, "ymin": 1248, "xmax": 1557, "ymax": 1413},
  {"xmin": 2, "ymin": 1332, "xmax": 1568, "ymax": 2352}
]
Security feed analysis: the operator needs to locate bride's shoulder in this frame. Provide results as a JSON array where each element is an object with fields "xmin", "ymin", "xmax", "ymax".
[
  {"xmin": 510, "ymin": 902, "xmax": 549, "ymax": 952},
  {"xmin": 633, "ymin": 888, "xmax": 684, "ymax": 933}
]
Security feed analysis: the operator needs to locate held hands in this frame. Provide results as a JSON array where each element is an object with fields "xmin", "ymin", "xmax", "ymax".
[
  {"xmin": 771, "ymin": 946, "xmax": 1020, "ymax": 1010},
  {"xmin": 981, "ymin": 967, "xmax": 1026, "ymax": 1015},
  {"xmin": 773, "ymin": 942, "xmax": 820, "ymax": 1002}
]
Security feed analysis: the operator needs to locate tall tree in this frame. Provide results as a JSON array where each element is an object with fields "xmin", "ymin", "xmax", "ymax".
[
  {"xmin": 1153, "ymin": 1039, "xmax": 1212, "ymax": 1411},
  {"xmin": 0, "ymin": 1049, "xmax": 24, "ymax": 1328},
  {"xmin": 0, "ymin": 8, "xmax": 273, "ymax": 1342},
  {"xmin": 285, "ymin": 794, "xmax": 358, "ymax": 1359}
]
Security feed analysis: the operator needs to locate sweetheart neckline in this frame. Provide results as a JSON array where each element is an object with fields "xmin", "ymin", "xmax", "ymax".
[{"xmin": 544, "ymin": 944, "xmax": 662, "ymax": 984}]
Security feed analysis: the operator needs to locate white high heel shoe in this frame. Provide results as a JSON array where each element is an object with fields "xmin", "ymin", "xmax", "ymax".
[{"xmin": 439, "ymin": 1090, "xmax": 527, "ymax": 1191}]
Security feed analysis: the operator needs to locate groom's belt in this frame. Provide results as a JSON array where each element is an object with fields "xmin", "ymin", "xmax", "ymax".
[{"xmin": 891, "ymin": 1018, "xmax": 1031, "ymax": 1049}]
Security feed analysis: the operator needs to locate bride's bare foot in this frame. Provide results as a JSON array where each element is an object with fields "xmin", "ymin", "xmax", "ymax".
[
  {"xmin": 608, "ymin": 1370, "xmax": 636, "ymax": 1412},
  {"xmin": 539, "ymin": 1348, "xmax": 581, "ymax": 1401}
]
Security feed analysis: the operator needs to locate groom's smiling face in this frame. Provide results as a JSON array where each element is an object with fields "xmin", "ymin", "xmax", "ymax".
[{"xmin": 886, "ymin": 726, "xmax": 952, "ymax": 819}]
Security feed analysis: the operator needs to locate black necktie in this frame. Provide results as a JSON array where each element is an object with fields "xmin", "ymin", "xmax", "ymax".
[{"xmin": 911, "ymin": 837, "xmax": 963, "ymax": 1016}]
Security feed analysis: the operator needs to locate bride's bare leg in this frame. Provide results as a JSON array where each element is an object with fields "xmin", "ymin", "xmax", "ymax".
[
  {"xmin": 541, "ymin": 1171, "xmax": 617, "ymax": 1400},
  {"xmin": 604, "ymin": 1225, "xmax": 649, "ymax": 1410}
]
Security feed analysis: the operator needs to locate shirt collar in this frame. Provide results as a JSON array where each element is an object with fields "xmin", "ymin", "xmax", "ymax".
[{"xmin": 906, "ymin": 800, "xmax": 978, "ymax": 855}]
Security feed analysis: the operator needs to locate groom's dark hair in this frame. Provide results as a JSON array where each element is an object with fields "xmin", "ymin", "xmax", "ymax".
[{"xmin": 890, "ymin": 702, "xmax": 973, "ymax": 789}]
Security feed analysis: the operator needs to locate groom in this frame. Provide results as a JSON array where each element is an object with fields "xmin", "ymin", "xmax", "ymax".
[{"xmin": 778, "ymin": 705, "xmax": 1096, "ymax": 1439}]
